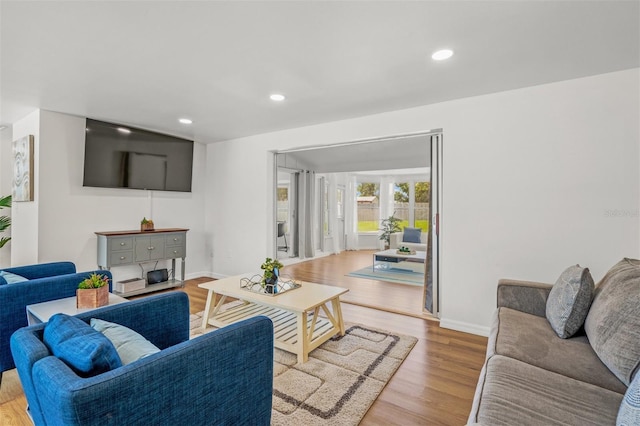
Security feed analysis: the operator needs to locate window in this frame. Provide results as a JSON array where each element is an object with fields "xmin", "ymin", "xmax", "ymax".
[
  {"xmin": 414, "ymin": 181, "xmax": 430, "ymax": 232},
  {"xmin": 392, "ymin": 180, "xmax": 430, "ymax": 232},
  {"xmin": 277, "ymin": 186, "xmax": 288, "ymax": 222},
  {"xmin": 357, "ymin": 182, "xmax": 379, "ymax": 232}
]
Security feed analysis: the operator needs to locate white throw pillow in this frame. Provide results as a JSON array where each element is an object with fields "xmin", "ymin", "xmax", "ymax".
[{"xmin": 90, "ymin": 318, "xmax": 160, "ymax": 365}]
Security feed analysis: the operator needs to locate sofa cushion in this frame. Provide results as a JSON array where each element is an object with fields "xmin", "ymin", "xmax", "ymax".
[
  {"xmin": 473, "ymin": 355, "xmax": 623, "ymax": 426},
  {"xmin": 402, "ymin": 227, "xmax": 422, "ymax": 243},
  {"xmin": 44, "ymin": 313, "xmax": 122, "ymax": 376},
  {"xmin": 546, "ymin": 265, "xmax": 594, "ymax": 338},
  {"xmin": 585, "ymin": 258, "xmax": 640, "ymax": 386},
  {"xmin": 91, "ymin": 318, "xmax": 160, "ymax": 365},
  {"xmin": 488, "ymin": 307, "xmax": 627, "ymax": 393},
  {"xmin": 0, "ymin": 270, "xmax": 28, "ymax": 284}
]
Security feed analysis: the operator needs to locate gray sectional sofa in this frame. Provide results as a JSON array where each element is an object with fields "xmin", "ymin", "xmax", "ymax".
[{"xmin": 468, "ymin": 258, "xmax": 640, "ymax": 425}]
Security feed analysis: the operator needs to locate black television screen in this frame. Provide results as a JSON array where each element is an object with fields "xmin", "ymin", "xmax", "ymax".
[{"xmin": 83, "ymin": 119, "xmax": 194, "ymax": 192}]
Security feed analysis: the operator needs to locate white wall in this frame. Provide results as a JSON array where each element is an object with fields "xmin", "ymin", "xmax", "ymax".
[
  {"xmin": 7, "ymin": 110, "xmax": 209, "ymax": 283},
  {"xmin": 11, "ymin": 110, "xmax": 40, "ymax": 265},
  {"xmin": 207, "ymin": 68, "xmax": 640, "ymax": 335},
  {"xmin": 0, "ymin": 126, "xmax": 13, "ymax": 267}
]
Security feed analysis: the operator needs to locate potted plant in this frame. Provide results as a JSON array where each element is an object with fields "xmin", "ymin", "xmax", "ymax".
[
  {"xmin": 379, "ymin": 213, "xmax": 402, "ymax": 249},
  {"xmin": 0, "ymin": 195, "xmax": 11, "ymax": 249},
  {"xmin": 77, "ymin": 273, "xmax": 110, "ymax": 308},
  {"xmin": 140, "ymin": 217, "xmax": 155, "ymax": 231},
  {"xmin": 260, "ymin": 257, "xmax": 283, "ymax": 294}
]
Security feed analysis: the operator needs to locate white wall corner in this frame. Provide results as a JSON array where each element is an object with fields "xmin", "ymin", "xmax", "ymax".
[{"xmin": 439, "ymin": 318, "xmax": 490, "ymax": 337}]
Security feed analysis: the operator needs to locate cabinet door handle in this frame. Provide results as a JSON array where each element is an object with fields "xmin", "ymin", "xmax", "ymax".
[
  {"xmin": 173, "ymin": 250, "xmax": 178, "ymax": 254},
  {"xmin": 120, "ymin": 256, "xmax": 126, "ymax": 260},
  {"xmin": 148, "ymin": 246, "xmax": 154, "ymax": 250},
  {"xmin": 120, "ymin": 242, "xmax": 126, "ymax": 246},
  {"xmin": 173, "ymin": 238, "xmax": 178, "ymax": 241}
]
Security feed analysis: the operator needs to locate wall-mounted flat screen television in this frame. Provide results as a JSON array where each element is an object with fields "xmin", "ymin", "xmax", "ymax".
[{"xmin": 83, "ymin": 119, "xmax": 194, "ymax": 192}]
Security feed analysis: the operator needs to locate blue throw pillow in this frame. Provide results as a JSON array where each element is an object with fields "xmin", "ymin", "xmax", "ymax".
[
  {"xmin": 91, "ymin": 318, "xmax": 160, "ymax": 365},
  {"xmin": 0, "ymin": 270, "xmax": 28, "ymax": 284},
  {"xmin": 43, "ymin": 313, "xmax": 122, "ymax": 376},
  {"xmin": 402, "ymin": 227, "xmax": 422, "ymax": 244},
  {"xmin": 618, "ymin": 371, "xmax": 640, "ymax": 425}
]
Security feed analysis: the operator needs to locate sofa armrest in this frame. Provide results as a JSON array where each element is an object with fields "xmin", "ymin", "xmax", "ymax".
[
  {"xmin": 0, "ymin": 270, "xmax": 112, "ymax": 373},
  {"xmin": 497, "ymin": 279, "xmax": 553, "ymax": 317},
  {"xmin": 389, "ymin": 232, "xmax": 403, "ymax": 249},
  {"xmin": 31, "ymin": 316, "xmax": 274, "ymax": 426},
  {"xmin": 2, "ymin": 261, "xmax": 76, "ymax": 280}
]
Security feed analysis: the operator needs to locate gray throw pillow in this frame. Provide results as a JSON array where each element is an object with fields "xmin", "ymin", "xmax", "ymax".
[
  {"xmin": 618, "ymin": 370, "xmax": 640, "ymax": 425},
  {"xmin": 402, "ymin": 227, "xmax": 422, "ymax": 243},
  {"xmin": 546, "ymin": 265, "xmax": 594, "ymax": 339},
  {"xmin": 585, "ymin": 258, "xmax": 640, "ymax": 386},
  {"xmin": 91, "ymin": 318, "xmax": 160, "ymax": 365}
]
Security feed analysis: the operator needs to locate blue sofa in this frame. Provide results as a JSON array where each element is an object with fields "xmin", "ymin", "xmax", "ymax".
[
  {"xmin": 0, "ymin": 262, "xmax": 111, "ymax": 380},
  {"xmin": 10, "ymin": 292, "xmax": 274, "ymax": 426}
]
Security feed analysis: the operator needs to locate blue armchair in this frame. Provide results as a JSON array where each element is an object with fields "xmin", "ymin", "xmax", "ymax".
[
  {"xmin": 0, "ymin": 262, "xmax": 111, "ymax": 380},
  {"xmin": 10, "ymin": 292, "xmax": 274, "ymax": 426}
]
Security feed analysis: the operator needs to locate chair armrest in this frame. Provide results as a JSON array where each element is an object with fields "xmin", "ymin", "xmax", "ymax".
[
  {"xmin": 389, "ymin": 232, "xmax": 403, "ymax": 249},
  {"xmin": 3, "ymin": 261, "xmax": 76, "ymax": 280},
  {"xmin": 0, "ymin": 270, "xmax": 112, "ymax": 373},
  {"xmin": 31, "ymin": 316, "xmax": 274, "ymax": 426},
  {"xmin": 497, "ymin": 279, "xmax": 553, "ymax": 317}
]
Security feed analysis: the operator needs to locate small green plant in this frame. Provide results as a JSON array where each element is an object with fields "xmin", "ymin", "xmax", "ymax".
[
  {"xmin": 0, "ymin": 195, "xmax": 11, "ymax": 248},
  {"xmin": 78, "ymin": 273, "xmax": 109, "ymax": 289},
  {"xmin": 260, "ymin": 257, "xmax": 283, "ymax": 283},
  {"xmin": 141, "ymin": 217, "xmax": 151, "ymax": 224},
  {"xmin": 379, "ymin": 213, "xmax": 402, "ymax": 247}
]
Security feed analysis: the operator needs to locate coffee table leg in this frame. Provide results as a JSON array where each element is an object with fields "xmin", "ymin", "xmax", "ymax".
[
  {"xmin": 201, "ymin": 290, "xmax": 215, "ymax": 332},
  {"xmin": 296, "ymin": 312, "xmax": 309, "ymax": 364},
  {"xmin": 331, "ymin": 297, "xmax": 346, "ymax": 336}
]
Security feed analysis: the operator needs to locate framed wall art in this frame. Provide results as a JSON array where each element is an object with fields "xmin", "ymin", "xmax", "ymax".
[{"xmin": 12, "ymin": 134, "xmax": 34, "ymax": 202}]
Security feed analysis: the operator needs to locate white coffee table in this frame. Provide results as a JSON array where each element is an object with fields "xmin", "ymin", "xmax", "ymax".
[
  {"xmin": 199, "ymin": 275, "xmax": 348, "ymax": 363},
  {"xmin": 26, "ymin": 293, "xmax": 129, "ymax": 325},
  {"xmin": 373, "ymin": 249, "xmax": 426, "ymax": 273}
]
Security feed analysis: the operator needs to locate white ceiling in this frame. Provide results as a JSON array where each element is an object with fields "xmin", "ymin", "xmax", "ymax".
[{"xmin": 1, "ymin": 1, "xmax": 638, "ymax": 143}]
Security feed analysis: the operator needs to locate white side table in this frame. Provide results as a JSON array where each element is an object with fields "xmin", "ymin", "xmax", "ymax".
[{"xmin": 26, "ymin": 293, "xmax": 129, "ymax": 325}]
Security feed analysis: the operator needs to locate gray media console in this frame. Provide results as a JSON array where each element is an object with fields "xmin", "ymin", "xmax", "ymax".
[{"xmin": 95, "ymin": 228, "xmax": 188, "ymax": 297}]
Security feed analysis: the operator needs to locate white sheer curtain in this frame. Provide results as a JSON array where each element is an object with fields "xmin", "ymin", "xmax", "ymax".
[
  {"xmin": 297, "ymin": 171, "xmax": 316, "ymax": 259},
  {"xmin": 344, "ymin": 174, "xmax": 359, "ymax": 250},
  {"xmin": 378, "ymin": 177, "xmax": 395, "ymax": 248}
]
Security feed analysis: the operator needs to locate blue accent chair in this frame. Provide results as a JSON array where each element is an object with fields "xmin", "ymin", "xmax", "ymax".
[
  {"xmin": 10, "ymin": 292, "xmax": 274, "ymax": 426},
  {"xmin": 0, "ymin": 262, "xmax": 111, "ymax": 382}
]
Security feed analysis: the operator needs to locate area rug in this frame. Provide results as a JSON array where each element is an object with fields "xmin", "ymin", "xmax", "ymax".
[
  {"xmin": 347, "ymin": 265, "xmax": 425, "ymax": 286},
  {"xmin": 190, "ymin": 311, "xmax": 417, "ymax": 426}
]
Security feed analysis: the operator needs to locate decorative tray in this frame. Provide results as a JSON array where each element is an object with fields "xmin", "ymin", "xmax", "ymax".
[
  {"xmin": 240, "ymin": 274, "xmax": 301, "ymax": 296},
  {"xmin": 396, "ymin": 249, "xmax": 416, "ymax": 255}
]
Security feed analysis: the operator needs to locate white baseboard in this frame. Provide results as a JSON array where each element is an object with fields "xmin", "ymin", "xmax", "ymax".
[
  {"xmin": 184, "ymin": 271, "xmax": 227, "ymax": 280},
  {"xmin": 439, "ymin": 318, "xmax": 490, "ymax": 337}
]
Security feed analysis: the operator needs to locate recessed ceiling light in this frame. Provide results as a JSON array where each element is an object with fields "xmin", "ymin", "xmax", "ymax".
[
  {"xmin": 117, "ymin": 127, "xmax": 131, "ymax": 134},
  {"xmin": 270, "ymin": 94, "xmax": 286, "ymax": 101},
  {"xmin": 432, "ymin": 49, "xmax": 454, "ymax": 61},
  {"xmin": 179, "ymin": 118, "xmax": 193, "ymax": 124}
]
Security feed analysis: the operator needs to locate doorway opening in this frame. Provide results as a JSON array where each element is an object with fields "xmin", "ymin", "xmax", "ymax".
[{"xmin": 273, "ymin": 131, "xmax": 442, "ymax": 317}]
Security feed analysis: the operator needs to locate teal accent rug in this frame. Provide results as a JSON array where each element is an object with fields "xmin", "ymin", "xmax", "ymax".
[{"xmin": 347, "ymin": 265, "xmax": 425, "ymax": 286}]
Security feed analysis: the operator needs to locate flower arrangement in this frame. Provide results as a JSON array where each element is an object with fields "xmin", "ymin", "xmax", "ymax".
[
  {"xmin": 78, "ymin": 273, "xmax": 109, "ymax": 289},
  {"xmin": 261, "ymin": 257, "xmax": 283, "ymax": 284}
]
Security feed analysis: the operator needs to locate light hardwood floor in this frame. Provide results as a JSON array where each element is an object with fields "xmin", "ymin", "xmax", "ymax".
[{"xmin": 0, "ymin": 251, "xmax": 488, "ymax": 426}]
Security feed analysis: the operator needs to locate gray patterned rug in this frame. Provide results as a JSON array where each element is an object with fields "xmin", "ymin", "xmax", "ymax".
[{"xmin": 190, "ymin": 311, "xmax": 417, "ymax": 426}]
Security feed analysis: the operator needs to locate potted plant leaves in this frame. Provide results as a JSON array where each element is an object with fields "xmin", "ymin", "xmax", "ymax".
[
  {"xmin": 260, "ymin": 257, "xmax": 283, "ymax": 294},
  {"xmin": 379, "ymin": 213, "xmax": 402, "ymax": 249},
  {"xmin": 77, "ymin": 273, "xmax": 110, "ymax": 308}
]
